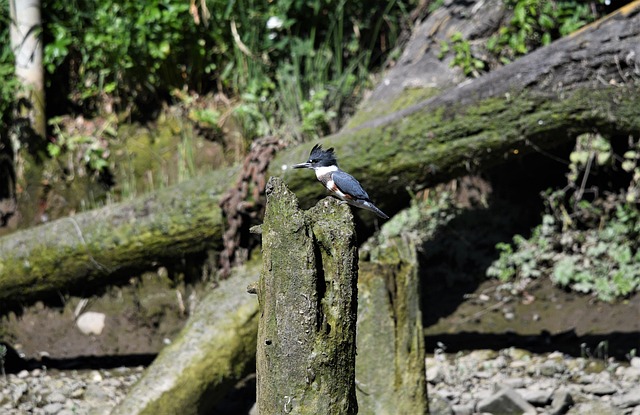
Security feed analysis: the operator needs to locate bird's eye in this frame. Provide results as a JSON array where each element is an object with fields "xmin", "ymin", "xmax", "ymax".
[{"xmin": 309, "ymin": 159, "xmax": 315, "ymax": 163}]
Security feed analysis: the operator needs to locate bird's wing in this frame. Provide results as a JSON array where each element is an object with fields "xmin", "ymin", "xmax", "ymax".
[{"xmin": 332, "ymin": 170, "xmax": 370, "ymax": 200}]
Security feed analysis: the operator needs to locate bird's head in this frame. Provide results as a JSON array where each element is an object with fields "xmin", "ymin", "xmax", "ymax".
[{"xmin": 292, "ymin": 144, "xmax": 338, "ymax": 170}]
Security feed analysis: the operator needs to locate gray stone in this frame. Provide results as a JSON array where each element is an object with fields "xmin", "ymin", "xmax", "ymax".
[
  {"xmin": 429, "ymin": 395, "xmax": 454, "ymax": 415},
  {"xmin": 612, "ymin": 388, "xmax": 640, "ymax": 408},
  {"xmin": 43, "ymin": 402, "xmax": 63, "ymax": 414},
  {"xmin": 46, "ymin": 392, "xmax": 66, "ymax": 403},
  {"xmin": 539, "ymin": 360, "xmax": 566, "ymax": 376},
  {"xmin": 476, "ymin": 387, "xmax": 536, "ymax": 415},
  {"xmin": 11, "ymin": 382, "xmax": 28, "ymax": 403},
  {"xmin": 566, "ymin": 401, "xmax": 622, "ymax": 415},
  {"xmin": 16, "ymin": 370, "xmax": 29, "ymax": 379},
  {"xmin": 57, "ymin": 410, "xmax": 76, "ymax": 415},
  {"xmin": 630, "ymin": 356, "xmax": 640, "ymax": 369},
  {"xmin": 549, "ymin": 388, "xmax": 573, "ymax": 415},
  {"xmin": 427, "ymin": 365, "xmax": 446, "ymax": 384},
  {"xmin": 501, "ymin": 377, "xmax": 527, "ymax": 389},
  {"xmin": 517, "ymin": 388, "xmax": 552, "ymax": 405},
  {"xmin": 84, "ymin": 383, "xmax": 109, "ymax": 403},
  {"xmin": 581, "ymin": 382, "xmax": 617, "ymax": 395},
  {"xmin": 452, "ymin": 403, "xmax": 474, "ymax": 415}
]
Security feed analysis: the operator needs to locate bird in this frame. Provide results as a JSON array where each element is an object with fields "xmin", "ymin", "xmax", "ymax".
[{"xmin": 292, "ymin": 144, "xmax": 389, "ymax": 219}]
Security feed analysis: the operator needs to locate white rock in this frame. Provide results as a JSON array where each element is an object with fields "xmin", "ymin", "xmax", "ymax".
[{"xmin": 76, "ymin": 312, "xmax": 106, "ymax": 335}]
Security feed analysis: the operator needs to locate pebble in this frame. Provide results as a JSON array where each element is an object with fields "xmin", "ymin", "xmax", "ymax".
[
  {"xmin": 0, "ymin": 367, "xmax": 143, "ymax": 415},
  {"xmin": 426, "ymin": 349, "xmax": 638, "ymax": 415},
  {"xmin": 1, "ymin": 348, "xmax": 639, "ymax": 415},
  {"xmin": 76, "ymin": 311, "xmax": 107, "ymax": 336}
]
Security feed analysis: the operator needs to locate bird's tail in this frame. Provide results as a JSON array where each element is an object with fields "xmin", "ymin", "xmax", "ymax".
[{"xmin": 360, "ymin": 200, "xmax": 389, "ymax": 219}]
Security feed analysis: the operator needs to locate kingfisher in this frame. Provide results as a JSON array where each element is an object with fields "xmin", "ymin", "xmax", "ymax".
[{"xmin": 292, "ymin": 144, "xmax": 389, "ymax": 219}]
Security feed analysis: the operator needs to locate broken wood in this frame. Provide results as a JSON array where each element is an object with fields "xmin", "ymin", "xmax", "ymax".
[
  {"xmin": 110, "ymin": 264, "xmax": 259, "ymax": 415},
  {"xmin": 256, "ymin": 177, "xmax": 358, "ymax": 414}
]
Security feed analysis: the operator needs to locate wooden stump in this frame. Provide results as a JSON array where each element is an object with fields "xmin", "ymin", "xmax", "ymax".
[{"xmin": 256, "ymin": 177, "xmax": 358, "ymax": 414}]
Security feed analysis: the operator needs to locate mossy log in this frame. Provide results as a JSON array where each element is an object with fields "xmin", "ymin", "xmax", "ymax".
[
  {"xmin": 2, "ymin": 4, "xmax": 640, "ymax": 303},
  {"xmin": 0, "ymin": 167, "xmax": 236, "ymax": 307},
  {"xmin": 256, "ymin": 177, "xmax": 358, "ymax": 414},
  {"xmin": 110, "ymin": 263, "xmax": 259, "ymax": 415},
  {"xmin": 271, "ymin": 2, "xmax": 640, "ymax": 215},
  {"xmin": 356, "ymin": 233, "xmax": 427, "ymax": 415}
]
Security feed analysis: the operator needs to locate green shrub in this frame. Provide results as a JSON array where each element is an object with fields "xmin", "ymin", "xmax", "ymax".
[{"xmin": 487, "ymin": 134, "xmax": 640, "ymax": 301}]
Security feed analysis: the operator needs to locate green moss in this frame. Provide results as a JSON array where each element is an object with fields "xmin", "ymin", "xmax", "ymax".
[{"xmin": 345, "ymin": 87, "xmax": 441, "ymax": 130}]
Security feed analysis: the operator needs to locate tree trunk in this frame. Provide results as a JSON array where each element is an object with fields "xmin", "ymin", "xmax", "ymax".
[
  {"xmin": 110, "ymin": 263, "xmax": 259, "ymax": 415},
  {"xmin": 356, "ymin": 233, "xmax": 428, "ymax": 414},
  {"xmin": 9, "ymin": 0, "xmax": 46, "ymax": 138},
  {"xmin": 256, "ymin": 177, "xmax": 358, "ymax": 414},
  {"xmin": 1, "ymin": 3, "xmax": 640, "ymax": 302}
]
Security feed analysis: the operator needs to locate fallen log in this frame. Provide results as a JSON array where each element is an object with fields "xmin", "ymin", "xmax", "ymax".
[
  {"xmin": 1, "ymin": 3, "xmax": 640, "ymax": 303},
  {"xmin": 0, "ymin": 168, "xmax": 235, "ymax": 307},
  {"xmin": 110, "ymin": 262, "xmax": 259, "ymax": 415}
]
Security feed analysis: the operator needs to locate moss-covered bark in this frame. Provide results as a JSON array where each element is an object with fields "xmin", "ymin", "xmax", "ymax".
[
  {"xmin": 256, "ymin": 177, "xmax": 358, "ymax": 415},
  {"xmin": 356, "ymin": 234, "xmax": 427, "ymax": 415},
  {"xmin": 110, "ymin": 263, "xmax": 259, "ymax": 415},
  {"xmin": 0, "ymin": 167, "xmax": 236, "ymax": 306}
]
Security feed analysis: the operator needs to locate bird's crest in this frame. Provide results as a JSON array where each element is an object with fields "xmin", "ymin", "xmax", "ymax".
[{"xmin": 309, "ymin": 144, "xmax": 337, "ymax": 166}]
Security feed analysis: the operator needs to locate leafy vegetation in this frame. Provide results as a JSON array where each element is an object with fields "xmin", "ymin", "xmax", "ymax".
[
  {"xmin": 487, "ymin": 134, "xmax": 640, "ymax": 301},
  {"xmin": 439, "ymin": 0, "xmax": 606, "ymax": 76},
  {"xmin": 38, "ymin": 0, "xmax": 413, "ymax": 136}
]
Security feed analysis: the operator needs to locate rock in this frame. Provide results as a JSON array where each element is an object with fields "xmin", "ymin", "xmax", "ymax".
[
  {"xmin": 566, "ymin": 401, "xmax": 622, "ymax": 415},
  {"xmin": 84, "ymin": 383, "xmax": 109, "ymax": 403},
  {"xmin": 549, "ymin": 388, "xmax": 573, "ymax": 415},
  {"xmin": 43, "ymin": 402, "xmax": 63, "ymax": 414},
  {"xmin": 58, "ymin": 410, "xmax": 76, "ymax": 415},
  {"xmin": 46, "ymin": 391, "xmax": 66, "ymax": 403},
  {"xmin": 538, "ymin": 359, "xmax": 566, "ymax": 376},
  {"xmin": 501, "ymin": 377, "xmax": 527, "ymax": 389},
  {"xmin": 76, "ymin": 312, "xmax": 106, "ymax": 335},
  {"xmin": 429, "ymin": 395, "xmax": 454, "ymax": 415},
  {"xmin": 452, "ymin": 403, "xmax": 474, "ymax": 415},
  {"xmin": 427, "ymin": 365, "xmax": 446, "ymax": 384},
  {"xmin": 11, "ymin": 381, "xmax": 28, "ymax": 403},
  {"xmin": 476, "ymin": 387, "xmax": 536, "ymax": 415},
  {"xmin": 630, "ymin": 356, "xmax": 640, "ymax": 369},
  {"xmin": 620, "ymin": 366, "xmax": 640, "ymax": 381},
  {"xmin": 581, "ymin": 382, "xmax": 617, "ymax": 395},
  {"xmin": 612, "ymin": 388, "xmax": 640, "ymax": 408},
  {"xmin": 517, "ymin": 388, "xmax": 552, "ymax": 406},
  {"xmin": 16, "ymin": 370, "xmax": 29, "ymax": 379}
]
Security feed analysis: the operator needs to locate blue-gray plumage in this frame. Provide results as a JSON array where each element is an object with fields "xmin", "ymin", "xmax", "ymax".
[{"xmin": 292, "ymin": 144, "xmax": 389, "ymax": 219}]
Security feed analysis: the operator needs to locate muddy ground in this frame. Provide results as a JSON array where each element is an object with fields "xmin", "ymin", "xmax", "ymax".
[{"xmin": 2, "ymin": 269, "xmax": 638, "ymax": 371}]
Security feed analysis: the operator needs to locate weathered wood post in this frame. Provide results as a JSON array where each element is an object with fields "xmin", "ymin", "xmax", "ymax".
[
  {"xmin": 256, "ymin": 177, "xmax": 358, "ymax": 414},
  {"xmin": 356, "ymin": 232, "xmax": 428, "ymax": 414}
]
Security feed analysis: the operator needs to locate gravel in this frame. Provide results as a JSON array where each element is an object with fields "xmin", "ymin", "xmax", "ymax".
[{"xmin": 1, "ymin": 347, "xmax": 639, "ymax": 414}]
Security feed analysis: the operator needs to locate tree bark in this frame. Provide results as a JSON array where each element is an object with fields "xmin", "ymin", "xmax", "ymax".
[
  {"xmin": 1, "ymin": 3, "xmax": 640, "ymax": 302},
  {"xmin": 110, "ymin": 263, "xmax": 259, "ymax": 415},
  {"xmin": 10, "ymin": 0, "xmax": 46, "ymax": 138},
  {"xmin": 256, "ymin": 177, "xmax": 358, "ymax": 415}
]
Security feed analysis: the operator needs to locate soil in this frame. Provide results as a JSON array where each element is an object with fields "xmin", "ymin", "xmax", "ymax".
[{"xmin": 2, "ymin": 269, "xmax": 638, "ymax": 373}]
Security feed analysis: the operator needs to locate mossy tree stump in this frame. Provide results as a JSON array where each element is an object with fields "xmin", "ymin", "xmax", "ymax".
[
  {"xmin": 357, "ymin": 233, "xmax": 428, "ymax": 414},
  {"xmin": 256, "ymin": 177, "xmax": 358, "ymax": 415}
]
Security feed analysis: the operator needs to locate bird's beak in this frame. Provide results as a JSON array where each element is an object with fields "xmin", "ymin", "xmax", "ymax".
[{"xmin": 292, "ymin": 162, "xmax": 311, "ymax": 169}]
